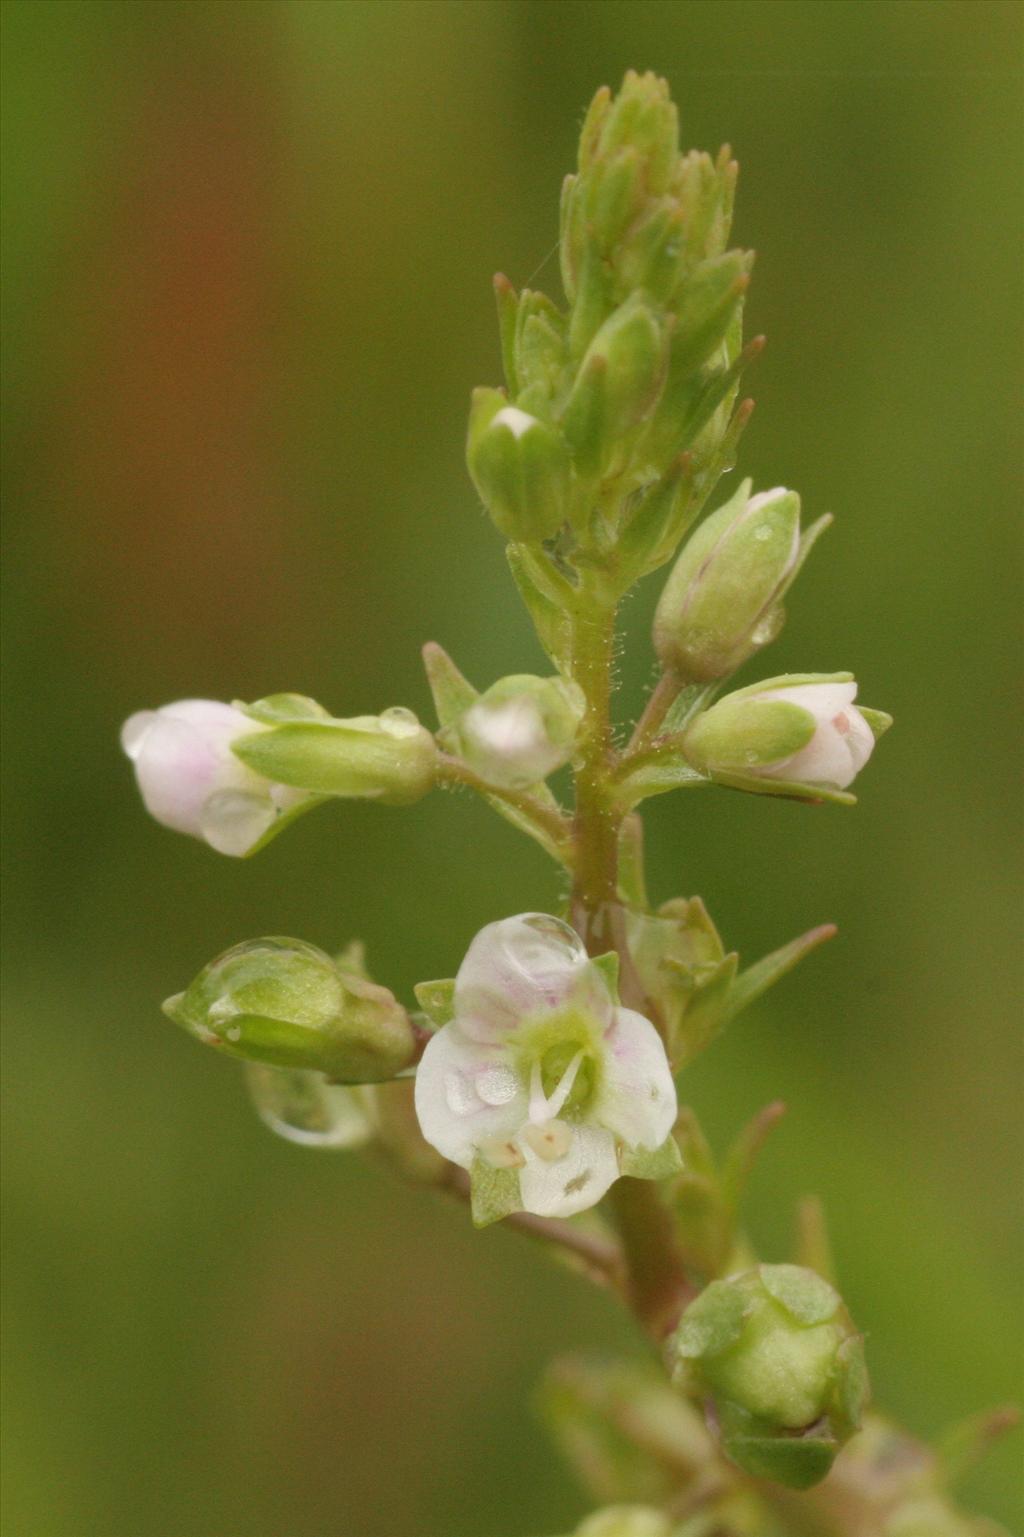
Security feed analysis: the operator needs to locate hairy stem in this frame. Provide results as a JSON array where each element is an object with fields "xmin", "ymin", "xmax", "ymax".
[{"xmin": 566, "ymin": 575, "xmax": 696, "ymax": 1340}]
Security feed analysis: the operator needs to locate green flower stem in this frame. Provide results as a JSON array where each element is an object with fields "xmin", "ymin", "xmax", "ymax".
[
  {"xmin": 436, "ymin": 753, "xmax": 573, "ymax": 862},
  {"xmin": 626, "ymin": 672, "xmax": 684, "ymax": 756}
]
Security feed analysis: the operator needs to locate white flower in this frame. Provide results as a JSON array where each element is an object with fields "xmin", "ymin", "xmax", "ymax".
[
  {"xmin": 120, "ymin": 698, "xmax": 307, "ymax": 857},
  {"xmin": 414, "ymin": 913, "xmax": 677, "ymax": 1219},
  {"xmin": 751, "ymin": 681, "xmax": 875, "ymax": 790}
]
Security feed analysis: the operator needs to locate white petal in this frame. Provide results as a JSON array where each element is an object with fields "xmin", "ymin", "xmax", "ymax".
[
  {"xmin": 454, "ymin": 913, "xmax": 598, "ymax": 1043},
  {"xmin": 770, "ymin": 723, "xmax": 854, "ymax": 787},
  {"xmin": 594, "ymin": 1007, "xmax": 678, "ymax": 1150},
  {"xmin": 518, "ymin": 1124, "xmax": 621, "ymax": 1218},
  {"xmin": 842, "ymin": 706, "xmax": 876, "ymax": 776},
  {"xmin": 413, "ymin": 1025, "xmax": 527, "ymax": 1169},
  {"xmin": 757, "ymin": 681, "xmax": 857, "ymax": 719},
  {"xmin": 120, "ymin": 710, "xmax": 156, "ymax": 760}
]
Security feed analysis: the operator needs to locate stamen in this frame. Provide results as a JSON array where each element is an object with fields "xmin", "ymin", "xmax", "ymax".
[
  {"xmin": 528, "ymin": 1048, "xmax": 585, "ymax": 1123},
  {"xmin": 521, "ymin": 1119, "xmax": 573, "ymax": 1162}
]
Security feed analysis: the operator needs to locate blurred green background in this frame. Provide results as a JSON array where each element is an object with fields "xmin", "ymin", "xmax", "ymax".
[{"xmin": 3, "ymin": 3, "xmax": 1021, "ymax": 1534}]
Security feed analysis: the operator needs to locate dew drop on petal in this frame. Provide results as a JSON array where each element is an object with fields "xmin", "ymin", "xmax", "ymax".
[
  {"xmin": 475, "ymin": 1064, "xmax": 519, "ymax": 1106},
  {"xmin": 245, "ymin": 1062, "xmax": 373, "ymax": 1149},
  {"xmin": 444, "ymin": 1069, "xmax": 483, "ymax": 1116}
]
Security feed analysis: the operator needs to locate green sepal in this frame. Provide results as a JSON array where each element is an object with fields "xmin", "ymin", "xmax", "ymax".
[
  {"xmin": 233, "ymin": 718, "xmax": 437, "ymax": 805},
  {"xmin": 670, "ymin": 952, "xmax": 738, "ymax": 1068},
  {"xmin": 421, "ymin": 641, "xmax": 478, "ymax": 728},
  {"xmin": 859, "ymin": 706, "xmax": 894, "ymax": 740},
  {"xmin": 493, "ymin": 273, "xmax": 520, "ymax": 395},
  {"xmin": 240, "ymin": 693, "xmax": 332, "ymax": 725},
  {"xmin": 759, "ymin": 1263, "xmax": 840, "ymax": 1326},
  {"xmin": 413, "ymin": 978, "xmax": 456, "ymax": 1029},
  {"xmin": 833, "ymin": 1334, "xmax": 869, "ymax": 1428},
  {"xmin": 725, "ymin": 924, "xmax": 837, "ymax": 1026},
  {"xmin": 684, "ymin": 698, "xmax": 816, "ymax": 771},
  {"xmin": 614, "ymin": 747, "xmax": 710, "ymax": 810},
  {"xmin": 673, "ymin": 1277, "xmax": 750, "ymax": 1360},
  {"xmin": 708, "ymin": 768, "xmax": 857, "ymax": 808},
  {"xmin": 507, "ymin": 543, "xmax": 574, "ymax": 668},
  {"xmin": 723, "ymin": 670, "xmax": 854, "ymax": 701},
  {"xmin": 620, "ymin": 1134, "xmax": 683, "ymax": 1181},
  {"xmin": 562, "ymin": 353, "xmax": 608, "ymax": 478},
  {"xmin": 669, "ymin": 250, "xmax": 753, "ymax": 378},
  {"xmin": 591, "ymin": 950, "xmax": 621, "ymax": 1002},
  {"xmin": 718, "ymin": 1102, "xmax": 788, "ymax": 1222},
  {"xmin": 469, "ymin": 1156, "xmax": 522, "ymax": 1227},
  {"xmin": 720, "ymin": 1424, "xmax": 838, "ymax": 1490},
  {"xmin": 615, "ymin": 455, "xmax": 700, "ymax": 585}
]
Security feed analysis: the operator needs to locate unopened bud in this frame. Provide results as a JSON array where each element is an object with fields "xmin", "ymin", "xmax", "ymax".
[
  {"xmin": 450, "ymin": 674, "xmax": 584, "ymax": 788},
  {"xmin": 563, "ymin": 295, "xmax": 669, "ymax": 476},
  {"xmin": 683, "ymin": 675, "xmax": 890, "ymax": 794},
  {"xmin": 670, "ymin": 1263, "xmax": 868, "ymax": 1489},
  {"xmin": 163, "ymin": 937, "xmax": 417, "ymax": 1082},
  {"xmin": 467, "ymin": 388, "xmax": 570, "ymax": 542},
  {"xmin": 654, "ymin": 481, "xmax": 806, "ymax": 681}
]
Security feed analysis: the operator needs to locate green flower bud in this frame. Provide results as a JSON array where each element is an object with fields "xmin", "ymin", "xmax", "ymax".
[
  {"xmin": 232, "ymin": 706, "xmax": 437, "ymax": 805},
  {"xmin": 670, "ymin": 1264, "xmax": 868, "ymax": 1490},
  {"xmin": 163, "ymin": 937, "xmax": 417, "ymax": 1082},
  {"xmin": 575, "ymin": 1509, "xmax": 673, "ymax": 1537},
  {"xmin": 563, "ymin": 294, "xmax": 669, "ymax": 477},
  {"xmin": 654, "ymin": 481, "xmax": 814, "ymax": 682},
  {"xmin": 467, "ymin": 387, "xmax": 570, "ymax": 542},
  {"xmin": 448, "ymin": 673, "xmax": 585, "ymax": 788},
  {"xmin": 682, "ymin": 675, "xmax": 891, "ymax": 800}
]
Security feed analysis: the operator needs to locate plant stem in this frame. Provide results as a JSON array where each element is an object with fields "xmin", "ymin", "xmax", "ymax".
[
  {"xmin": 566, "ymin": 574, "xmax": 696, "ymax": 1341},
  {"xmin": 437, "ymin": 753, "xmax": 572, "ymax": 860},
  {"xmin": 627, "ymin": 671, "xmax": 683, "ymax": 755}
]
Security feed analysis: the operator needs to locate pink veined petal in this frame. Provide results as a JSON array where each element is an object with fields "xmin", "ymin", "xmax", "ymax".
[
  {"xmin": 518, "ymin": 1124, "xmax": 620, "ymax": 1218},
  {"xmin": 414, "ymin": 1024, "xmax": 527, "ymax": 1169},
  {"xmin": 594, "ymin": 1007, "xmax": 677, "ymax": 1151},
  {"xmin": 132, "ymin": 715, "xmax": 229, "ymax": 837},
  {"xmin": 454, "ymin": 913, "xmax": 594, "ymax": 1043}
]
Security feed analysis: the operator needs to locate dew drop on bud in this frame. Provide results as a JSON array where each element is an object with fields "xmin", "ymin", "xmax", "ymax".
[
  {"xmin": 379, "ymin": 706, "xmax": 421, "ymax": 740},
  {"xmin": 244, "ymin": 1062, "xmax": 373, "ymax": 1149}
]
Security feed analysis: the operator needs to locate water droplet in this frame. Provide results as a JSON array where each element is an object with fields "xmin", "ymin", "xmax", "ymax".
[
  {"xmin": 379, "ymin": 706, "xmax": 420, "ymax": 740},
  {"xmin": 245, "ymin": 1063, "xmax": 373, "ymax": 1149}
]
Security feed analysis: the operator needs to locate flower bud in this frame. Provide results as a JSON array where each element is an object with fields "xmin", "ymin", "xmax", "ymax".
[
  {"xmin": 163, "ymin": 937, "xmax": 417, "ymax": 1082},
  {"xmin": 449, "ymin": 674, "xmax": 585, "ymax": 788},
  {"xmin": 120, "ymin": 698, "xmax": 311, "ymax": 857},
  {"xmin": 682, "ymin": 675, "xmax": 891, "ymax": 795},
  {"xmin": 654, "ymin": 482, "xmax": 805, "ymax": 681},
  {"xmin": 467, "ymin": 388, "xmax": 570, "ymax": 543},
  {"xmin": 670, "ymin": 1263, "xmax": 868, "ymax": 1489},
  {"xmin": 563, "ymin": 295, "xmax": 669, "ymax": 477},
  {"xmin": 232, "ymin": 706, "xmax": 437, "ymax": 805}
]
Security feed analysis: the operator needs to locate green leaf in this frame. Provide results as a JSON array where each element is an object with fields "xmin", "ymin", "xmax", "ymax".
[
  {"xmin": 421, "ymin": 641, "xmax": 479, "ymax": 728},
  {"xmin": 620, "ymin": 1134, "xmax": 684, "ymax": 1181},
  {"xmin": 469, "ymin": 1157, "xmax": 522, "ymax": 1227},
  {"xmin": 725, "ymin": 924, "xmax": 837, "ymax": 1025},
  {"xmin": 413, "ymin": 978, "xmax": 456, "ymax": 1029}
]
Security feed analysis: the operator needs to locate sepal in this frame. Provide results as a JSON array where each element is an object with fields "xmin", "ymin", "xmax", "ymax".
[{"xmin": 233, "ymin": 709, "xmax": 437, "ymax": 804}]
